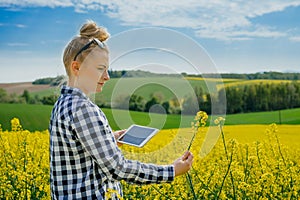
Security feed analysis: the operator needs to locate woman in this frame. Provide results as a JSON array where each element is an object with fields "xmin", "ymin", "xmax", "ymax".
[{"xmin": 49, "ymin": 20, "xmax": 193, "ymax": 199}]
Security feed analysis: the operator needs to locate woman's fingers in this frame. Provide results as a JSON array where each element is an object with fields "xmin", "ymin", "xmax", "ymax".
[
  {"xmin": 174, "ymin": 151, "xmax": 194, "ymax": 177},
  {"xmin": 182, "ymin": 151, "xmax": 191, "ymax": 161},
  {"xmin": 114, "ymin": 129, "xmax": 126, "ymax": 139}
]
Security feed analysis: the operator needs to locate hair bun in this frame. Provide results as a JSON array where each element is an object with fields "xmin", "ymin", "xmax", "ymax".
[{"xmin": 79, "ymin": 20, "xmax": 110, "ymax": 42}]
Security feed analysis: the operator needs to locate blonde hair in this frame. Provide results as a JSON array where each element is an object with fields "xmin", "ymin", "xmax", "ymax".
[{"xmin": 63, "ymin": 20, "xmax": 110, "ymax": 76}]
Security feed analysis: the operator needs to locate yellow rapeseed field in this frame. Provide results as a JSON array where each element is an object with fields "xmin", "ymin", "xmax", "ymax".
[
  {"xmin": 184, "ymin": 77, "xmax": 241, "ymax": 83},
  {"xmin": 220, "ymin": 79, "xmax": 300, "ymax": 89},
  {"xmin": 0, "ymin": 117, "xmax": 299, "ymax": 199},
  {"xmin": 0, "ymin": 118, "xmax": 49, "ymax": 199}
]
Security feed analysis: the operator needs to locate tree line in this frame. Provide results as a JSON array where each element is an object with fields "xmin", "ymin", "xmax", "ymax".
[
  {"xmin": 220, "ymin": 81, "xmax": 300, "ymax": 114},
  {"xmin": 188, "ymin": 71, "xmax": 300, "ymax": 80},
  {"xmin": 30, "ymin": 71, "xmax": 300, "ymax": 81},
  {"xmin": 32, "ymin": 75, "xmax": 66, "ymax": 86},
  {"xmin": 110, "ymin": 81, "xmax": 300, "ymax": 115},
  {"xmin": 109, "ymin": 70, "xmax": 300, "ymax": 80},
  {"xmin": 109, "ymin": 81, "xmax": 300, "ymax": 115},
  {"xmin": 0, "ymin": 89, "xmax": 58, "ymax": 105},
  {"xmin": 1, "ymin": 75, "xmax": 299, "ymax": 115}
]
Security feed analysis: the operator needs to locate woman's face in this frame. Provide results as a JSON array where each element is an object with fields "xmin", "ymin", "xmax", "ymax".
[{"xmin": 75, "ymin": 49, "xmax": 110, "ymax": 95}]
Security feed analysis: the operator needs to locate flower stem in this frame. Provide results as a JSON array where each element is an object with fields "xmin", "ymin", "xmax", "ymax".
[
  {"xmin": 218, "ymin": 124, "xmax": 236, "ymax": 200},
  {"xmin": 151, "ymin": 185, "xmax": 172, "ymax": 199},
  {"xmin": 186, "ymin": 172, "xmax": 197, "ymax": 200},
  {"xmin": 187, "ymin": 128, "xmax": 197, "ymax": 151}
]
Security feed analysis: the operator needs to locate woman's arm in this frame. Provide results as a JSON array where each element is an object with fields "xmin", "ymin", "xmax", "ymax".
[{"xmin": 72, "ymin": 103, "xmax": 187, "ymax": 184}]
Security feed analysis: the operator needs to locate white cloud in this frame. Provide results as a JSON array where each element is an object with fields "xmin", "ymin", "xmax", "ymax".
[
  {"xmin": 99, "ymin": 0, "xmax": 300, "ymax": 41},
  {"xmin": 1, "ymin": 0, "xmax": 300, "ymax": 41},
  {"xmin": 289, "ymin": 36, "xmax": 300, "ymax": 42},
  {"xmin": 0, "ymin": 22, "xmax": 27, "ymax": 28},
  {"xmin": 0, "ymin": 0, "xmax": 72, "ymax": 8},
  {"xmin": 196, "ymin": 25, "xmax": 287, "ymax": 41},
  {"xmin": 15, "ymin": 23, "xmax": 26, "ymax": 28}
]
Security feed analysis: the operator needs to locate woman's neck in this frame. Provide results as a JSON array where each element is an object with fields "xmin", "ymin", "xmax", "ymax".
[{"xmin": 67, "ymin": 77, "xmax": 89, "ymax": 96}]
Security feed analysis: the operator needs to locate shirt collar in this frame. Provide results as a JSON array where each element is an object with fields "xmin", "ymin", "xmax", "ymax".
[{"xmin": 61, "ymin": 85, "xmax": 89, "ymax": 99}]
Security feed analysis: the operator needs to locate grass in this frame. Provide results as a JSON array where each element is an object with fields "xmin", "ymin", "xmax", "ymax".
[
  {"xmin": 223, "ymin": 108, "xmax": 300, "ymax": 125},
  {"xmin": 103, "ymin": 108, "xmax": 195, "ymax": 130},
  {"xmin": 31, "ymin": 87, "xmax": 60, "ymax": 97},
  {"xmin": 0, "ymin": 103, "xmax": 194, "ymax": 131},
  {"xmin": 0, "ymin": 103, "xmax": 299, "ymax": 131},
  {"xmin": 95, "ymin": 77, "xmax": 211, "ymax": 103},
  {"xmin": 0, "ymin": 103, "xmax": 53, "ymax": 131},
  {"xmin": 32, "ymin": 77, "xmax": 213, "ymax": 102}
]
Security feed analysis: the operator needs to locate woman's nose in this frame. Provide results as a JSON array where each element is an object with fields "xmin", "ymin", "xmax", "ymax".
[{"xmin": 104, "ymin": 70, "xmax": 110, "ymax": 81}]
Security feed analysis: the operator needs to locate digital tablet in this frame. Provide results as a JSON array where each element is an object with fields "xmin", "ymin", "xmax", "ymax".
[{"xmin": 117, "ymin": 124, "xmax": 159, "ymax": 147}]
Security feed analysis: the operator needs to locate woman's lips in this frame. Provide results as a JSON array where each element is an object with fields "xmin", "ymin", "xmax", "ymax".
[{"xmin": 98, "ymin": 82, "xmax": 104, "ymax": 86}]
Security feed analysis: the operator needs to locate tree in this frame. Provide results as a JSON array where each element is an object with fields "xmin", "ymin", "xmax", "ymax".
[
  {"xmin": 50, "ymin": 75, "xmax": 66, "ymax": 86},
  {"xmin": 162, "ymin": 101, "xmax": 170, "ymax": 114},
  {"xmin": 151, "ymin": 92, "xmax": 165, "ymax": 103},
  {"xmin": 201, "ymin": 93, "xmax": 212, "ymax": 114},
  {"xmin": 225, "ymin": 87, "xmax": 243, "ymax": 114},
  {"xmin": 181, "ymin": 94, "xmax": 199, "ymax": 115},
  {"xmin": 29, "ymin": 94, "xmax": 42, "ymax": 104},
  {"xmin": 243, "ymin": 85, "xmax": 257, "ymax": 112},
  {"xmin": 129, "ymin": 94, "xmax": 145, "ymax": 111},
  {"xmin": 41, "ymin": 95, "xmax": 58, "ymax": 105},
  {"xmin": 144, "ymin": 97, "xmax": 160, "ymax": 112},
  {"xmin": 194, "ymin": 86, "xmax": 205, "ymax": 104},
  {"xmin": 111, "ymin": 94, "xmax": 130, "ymax": 110},
  {"xmin": 21, "ymin": 90, "xmax": 30, "ymax": 103},
  {"xmin": 0, "ymin": 88, "xmax": 8, "ymax": 103},
  {"xmin": 168, "ymin": 97, "xmax": 182, "ymax": 114}
]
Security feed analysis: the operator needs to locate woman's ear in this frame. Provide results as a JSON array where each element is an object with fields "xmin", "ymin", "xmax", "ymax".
[{"xmin": 71, "ymin": 61, "xmax": 80, "ymax": 76}]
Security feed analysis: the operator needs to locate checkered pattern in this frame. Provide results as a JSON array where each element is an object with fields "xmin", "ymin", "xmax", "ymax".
[{"xmin": 49, "ymin": 86, "xmax": 174, "ymax": 199}]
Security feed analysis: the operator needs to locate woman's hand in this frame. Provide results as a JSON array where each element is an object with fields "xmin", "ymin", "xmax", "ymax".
[
  {"xmin": 113, "ymin": 129, "xmax": 126, "ymax": 146},
  {"xmin": 173, "ymin": 151, "xmax": 193, "ymax": 177}
]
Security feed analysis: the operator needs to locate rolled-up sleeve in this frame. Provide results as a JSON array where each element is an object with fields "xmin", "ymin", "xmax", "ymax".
[{"xmin": 72, "ymin": 103, "xmax": 174, "ymax": 184}]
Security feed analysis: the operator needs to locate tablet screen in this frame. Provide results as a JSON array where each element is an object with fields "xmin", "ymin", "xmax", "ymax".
[{"xmin": 118, "ymin": 125, "xmax": 159, "ymax": 147}]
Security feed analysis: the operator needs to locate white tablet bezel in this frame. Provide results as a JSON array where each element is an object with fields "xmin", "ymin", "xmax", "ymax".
[{"xmin": 117, "ymin": 124, "xmax": 159, "ymax": 147}]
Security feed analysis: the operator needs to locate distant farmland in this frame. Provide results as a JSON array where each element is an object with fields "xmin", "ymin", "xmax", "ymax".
[{"xmin": 0, "ymin": 103, "xmax": 299, "ymax": 131}]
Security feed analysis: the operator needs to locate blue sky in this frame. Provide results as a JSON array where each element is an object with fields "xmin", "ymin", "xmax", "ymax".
[{"xmin": 1, "ymin": 0, "xmax": 300, "ymax": 83}]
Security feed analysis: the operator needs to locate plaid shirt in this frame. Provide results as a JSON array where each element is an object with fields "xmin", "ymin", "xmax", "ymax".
[{"xmin": 49, "ymin": 86, "xmax": 174, "ymax": 199}]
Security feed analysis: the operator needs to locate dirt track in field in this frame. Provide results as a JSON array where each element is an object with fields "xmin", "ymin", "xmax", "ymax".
[{"xmin": 0, "ymin": 82, "xmax": 51, "ymax": 95}]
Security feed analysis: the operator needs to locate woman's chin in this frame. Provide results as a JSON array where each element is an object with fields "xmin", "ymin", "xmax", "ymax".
[{"xmin": 96, "ymin": 87, "xmax": 103, "ymax": 93}]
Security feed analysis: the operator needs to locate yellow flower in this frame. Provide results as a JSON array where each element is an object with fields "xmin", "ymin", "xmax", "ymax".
[
  {"xmin": 106, "ymin": 189, "xmax": 123, "ymax": 200},
  {"xmin": 193, "ymin": 111, "xmax": 208, "ymax": 128},
  {"xmin": 214, "ymin": 116, "xmax": 225, "ymax": 125},
  {"xmin": 1, "ymin": 116, "xmax": 300, "ymax": 199},
  {"xmin": 10, "ymin": 117, "xmax": 22, "ymax": 131},
  {"xmin": 214, "ymin": 118, "xmax": 219, "ymax": 125}
]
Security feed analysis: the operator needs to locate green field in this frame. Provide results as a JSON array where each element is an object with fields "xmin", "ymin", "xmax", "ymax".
[
  {"xmin": 95, "ymin": 77, "xmax": 222, "ymax": 103},
  {"xmin": 31, "ymin": 77, "xmax": 221, "ymax": 102},
  {"xmin": 0, "ymin": 103, "xmax": 193, "ymax": 131},
  {"xmin": 0, "ymin": 103, "xmax": 299, "ymax": 131},
  {"xmin": 31, "ymin": 77, "xmax": 300, "ymax": 103},
  {"xmin": 0, "ymin": 103, "xmax": 53, "ymax": 131},
  {"xmin": 31, "ymin": 87, "xmax": 60, "ymax": 97}
]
